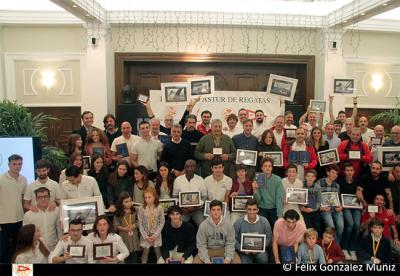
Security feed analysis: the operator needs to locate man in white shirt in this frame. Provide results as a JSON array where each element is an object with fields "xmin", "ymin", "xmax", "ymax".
[
  {"xmin": 204, "ymin": 158, "xmax": 232, "ymax": 204},
  {"xmin": 223, "ymin": 114, "xmax": 242, "ymax": 138},
  {"xmin": 23, "ymin": 187, "xmax": 61, "ymax": 251},
  {"xmin": 23, "ymin": 159, "xmax": 61, "ymax": 211},
  {"xmin": 60, "ymin": 165, "xmax": 101, "ymax": 199},
  {"xmin": 252, "ymin": 110, "xmax": 274, "ymax": 140},
  {"xmin": 284, "ymin": 111, "xmax": 297, "ymax": 130},
  {"xmin": 110, "ymin": 121, "xmax": 140, "ymax": 166},
  {"xmin": 49, "ymin": 219, "xmax": 94, "ymax": 264},
  {"xmin": 0, "ymin": 154, "xmax": 27, "ymax": 263},
  {"xmin": 173, "ymin": 160, "xmax": 207, "ymax": 226},
  {"xmin": 323, "ymin": 123, "xmax": 341, "ymax": 149},
  {"xmin": 132, "ymin": 121, "xmax": 163, "ymax": 174},
  {"xmin": 359, "ymin": 116, "xmax": 374, "ymax": 143},
  {"xmin": 273, "ymin": 115, "xmax": 285, "ymax": 148}
]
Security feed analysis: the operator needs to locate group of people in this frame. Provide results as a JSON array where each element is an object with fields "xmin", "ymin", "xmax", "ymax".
[{"xmin": 1, "ymin": 94, "xmax": 400, "ymax": 265}]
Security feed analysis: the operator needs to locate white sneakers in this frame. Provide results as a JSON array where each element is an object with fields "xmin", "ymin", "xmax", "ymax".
[
  {"xmin": 343, "ymin": 250, "xmax": 351, "ymax": 260},
  {"xmin": 350, "ymin": 251, "xmax": 358, "ymax": 261}
]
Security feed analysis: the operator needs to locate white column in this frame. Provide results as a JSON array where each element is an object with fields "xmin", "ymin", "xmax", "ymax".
[
  {"xmin": 82, "ymin": 25, "xmax": 110, "ymax": 128},
  {"xmin": 0, "ymin": 25, "xmax": 6, "ymax": 101}
]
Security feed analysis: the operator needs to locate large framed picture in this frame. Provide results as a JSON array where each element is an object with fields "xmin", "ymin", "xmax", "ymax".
[
  {"xmin": 333, "ymin": 78, "xmax": 355, "ymax": 96},
  {"xmin": 317, "ymin": 148, "xmax": 339, "ymax": 166},
  {"xmin": 377, "ymin": 146, "xmax": 400, "ymax": 171},
  {"xmin": 204, "ymin": 200, "xmax": 227, "ymax": 217},
  {"xmin": 236, "ymin": 149, "xmax": 257, "ymax": 166},
  {"xmin": 240, "ymin": 233, "xmax": 266, "ymax": 253},
  {"xmin": 259, "ymin": 151, "xmax": 283, "ymax": 167},
  {"xmin": 188, "ymin": 76, "xmax": 215, "ymax": 97},
  {"xmin": 310, "ymin": 100, "xmax": 326, "ymax": 113},
  {"xmin": 159, "ymin": 198, "xmax": 177, "ymax": 215},
  {"xmin": 82, "ymin": 155, "xmax": 91, "ymax": 170},
  {"xmin": 341, "ymin": 194, "xmax": 362, "ymax": 209},
  {"xmin": 67, "ymin": 245, "xmax": 86, "ymax": 258},
  {"xmin": 231, "ymin": 196, "xmax": 254, "ymax": 212},
  {"xmin": 93, "ymin": 243, "xmax": 113, "ymax": 260},
  {"xmin": 60, "ymin": 196, "xmax": 104, "ymax": 233},
  {"xmin": 284, "ymin": 128, "xmax": 296, "ymax": 139},
  {"xmin": 161, "ymin": 82, "xmax": 190, "ymax": 105},
  {"xmin": 370, "ymin": 137, "xmax": 383, "ymax": 146},
  {"xmin": 286, "ymin": 188, "xmax": 308, "ymax": 205},
  {"xmin": 321, "ymin": 192, "xmax": 341, "ymax": 207},
  {"xmin": 266, "ymin": 74, "xmax": 298, "ymax": 102},
  {"xmin": 178, "ymin": 191, "xmax": 201, "ymax": 207}
]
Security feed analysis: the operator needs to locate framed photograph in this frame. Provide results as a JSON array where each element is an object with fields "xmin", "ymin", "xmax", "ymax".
[
  {"xmin": 333, "ymin": 78, "xmax": 356, "ymax": 96},
  {"xmin": 92, "ymin": 147, "xmax": 104, "ymax": 157},
  {"xmin": 341, "ymin": 194, "xmax": 362, "ymax": 209},
  {"xmin": 266, "ymin": 74, "xmax": 298, "ymax": 102},
  {"xmin": 236, "ymin": 149, "xmax": 257, "ymax": 166},
  {"xmin": 178, "ymin": 191, "xmax": 201, "ymax": 207},
  {"xmin": 321, "ymin": 192, "xmax": 341, "ymax": 207},
  {"xmin": 259, "ymin": 151, "xmax": 283, "ymax": 167},
  {"xmin": 213, "ymin": 147, "xmax": 223, "ymax": 155},
  {"xmin": 377, "ymin": 146, "xmax": 400, "ymax": 171},
  {"xmin": 286, "ymin": 188, "xmax": 308, "ymax": 205},
  {"xmin": 240, "ymin": 233, "xmax": 266, "ymax": 253},
  {"xmin": 67, "ymin": 245, "xmax": 86, "ymax": 258},
  {"xmin": 188, "ymin": 76, "xmax": 215, "ymax": 97},
  {"xmin": 161, "ymin": 82, "xmax": 189, "ymax": 105},
  {"xmin": 310, "ymin": 100, "xmax": 326, "ymax": 113},
  {"xmin": 231, "ymin": 196, "xmax": 254, "ymax": 212},
  {"xmin": 370, "ymin": 137, "xmax": 382, "ymax": 146},
  {"xmin": 255, "ymin": 173, "xmax": 265, "ymax": 188},
  {"xmin": 284, "ymin": 128, "xmax": 296, "ymax": 139},
  {"xmin": 115, "ymin": 143, "xmax": 129, "ymax": 158},
  {"xmin": 204, "ymin": 200, "xmax": 227, "ymax": 217},
  {"xmin": 159, "ymin": 198, "xmax": 177, "ymax": 215},
  {"xmin": 289, "ymin": 151, "xmax": 310, "ymax": 165},
  {"xmin": 318, "ymin": 148, "xmax": 339, "ymax": 166},
  {"xmin": 368, "ymin": 205, "xmax": 379, "ymax": 213},
  {"xmin": 60, "ymin": 196, "xmax": 105, "ymax": 233},
  {"xmin": 137, "ymin": 94, "xmax": 149, "ymax": 104},
  {"xmin": 93, "ymin": 243, "xmax": 113, "ymax": 260},
  {"xmin": 348, "ymin": 150, "xmax": 361, "ymax": 160},
  {"xmin": 82, "ymin": 155, "xmax": 91, "ymax": 170}
]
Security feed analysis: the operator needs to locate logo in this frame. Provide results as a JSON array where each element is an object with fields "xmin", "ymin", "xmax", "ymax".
[{"xmin": 12, "ymin": 264, "xmax": 33, "ymax": 276}]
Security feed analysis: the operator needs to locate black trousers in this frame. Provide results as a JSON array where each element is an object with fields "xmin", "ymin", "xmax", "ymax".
[{"xmin": 0, "ymin": 221, "xmax": 22, "ymax": 263}]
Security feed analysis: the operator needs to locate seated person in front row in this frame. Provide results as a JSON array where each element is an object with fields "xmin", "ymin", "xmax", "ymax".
[
  {"xmin": 49, "ymin": 219, "xmax": 94, "ymax": 263},
  {"xmin": 193, "ymin": 200, "xmax": 241, "ymax": 264},
  {"xmin": 297, "ymin": 228, "xmax": 325, "ymax": 264},
  {"xmin": 233, "ymin": 198, "xmax": 272, "ymax": 264},
  {"xmin": 359, "ymin": 218, "xmax": 392, "ymax": 264},
  {"xmin": 159, "ymin": 206, "xmax": 196, "ymax": 264},
  {"xmin": 316, "ymin": 227, "xmax": 345, "ymax": 264}
]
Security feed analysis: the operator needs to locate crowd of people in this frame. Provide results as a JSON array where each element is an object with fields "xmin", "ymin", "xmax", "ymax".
[{"xmin": 1, "ymin": 95, "xmax": 400, "ymax": 265}]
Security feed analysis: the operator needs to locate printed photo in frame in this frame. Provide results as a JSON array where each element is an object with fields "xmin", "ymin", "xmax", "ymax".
[
  {"xmin": 341, "ymin": 194, "xmax": 362, "ymax": 209},
  {"xmin": 284, "ymin": 128, "xmax": 296, "ymax": 139},
  {"xmin": 259, "ymin": 151, "xmax": 283, "ymax": 167},
  {"xmin": 286, "ymin": 188, "xmax": 308, "ymax": 205},
  {"xmin": 240, "ymin": 233, "xmax": 266, "ymax": 253},
  {"xmin": 310, "ymin": 100, "xmax": 326, "ymax": 113},
  {"xmin": 231, "ymin": 196, "xmax": 254, "ymax": 212},
  {"xmin": 82, "ymin": 155, "xmax": 91, "ymax": 170},
  {"xmin": 60, "ymin": 196, "xmax": 105, "ymax": 233},
  {"xmin": 188, "ymin": 76, "xmax": 215, "ymax": 97},
  {"xmin": 266, "ymin": 74, "xmax": 298, "ymax": 102},
  {"xmin": 318, "ymin": 148, "xmax": 339, "ymax": 167},
  {"xmin": 93, "ymin": 243, "xmax": 113, "ymax": 260},
  {"xmin": 236, "ymin": 149, "xmax": 257, "ymax": 166},
  {"xmin": 321, "ymin": 192, "xmax": 341, "ymax": 207},
  {"xmin": 67, "ymin": 245, "xmax": 86, "ymax": 258},
  {"xmin": 178, "ymin": 191, "xmax": 201, "ymax": 207},
  {"xmin": 333, "ymin": 78, "xmax": 355, "ymax": 96},
  {"xmin": 203, "ymin": 200, "xmax": 227, "ymax": 217},
  {"xmin": 159, "ymin": 198, "xmax": 177, "ymax": 215},
  {"xmin": 161, "ymin": 82, "xmax": 190, "ymax": 105},
  {"xmin": 377, "ymin": 146, "xmax": 400, "ymax": 171}
]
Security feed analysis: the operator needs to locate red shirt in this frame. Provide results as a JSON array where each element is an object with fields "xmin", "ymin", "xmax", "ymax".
[
  {"xmin": 197, "ymin": 124, "xmax": 212, "ymax": 135},
  {"xmin": 316, "ymin": 239, "xmax": 345, "ymax": 263},
  {"xmin": 337, "ymin": 140, "xmax": 372, "ymax": 178},
  {"xmin": 361, "ymin": 208, "xmax": 395, "ymax": 239}
]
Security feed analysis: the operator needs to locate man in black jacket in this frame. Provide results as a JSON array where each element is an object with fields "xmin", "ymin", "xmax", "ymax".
[{"xmin": 73, "ymin": 111, "xmax": 95, "ymax": 148}]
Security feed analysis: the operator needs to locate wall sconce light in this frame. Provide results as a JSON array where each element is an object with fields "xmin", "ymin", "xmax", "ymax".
[
  {"xmin": 41, "ymin": 70, "xmax": 56, "ymax": 90},
  {"xmin": 371, "ymin": 73, "xmax": 383, "ymax": 92}
]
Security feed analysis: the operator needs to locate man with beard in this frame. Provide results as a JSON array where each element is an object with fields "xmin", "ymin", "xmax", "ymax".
[
  {"xmin": 284, "ymin": 111, "xmax": 297, "ymax": 130},
  {"xmin": 23, "ymin": 159, "xmax": 61, "ymax": 211},
  {"xmin": 103, "ymin": 114, "xmax": 121, "ymax": 146},
  {"xmin": 181, "ymin": 114, "xmax": 204, "ymax": 159},
  {"xmin": 359, "ymin": 116, "xmax": 374, "ymax": 143},
  {"xmin": 197, "ymin": 110, "xmax": 212, "ymax": 135},
  {"xmin": 252, "ymin": 110, "xmax": 274, "ymax": 140}
]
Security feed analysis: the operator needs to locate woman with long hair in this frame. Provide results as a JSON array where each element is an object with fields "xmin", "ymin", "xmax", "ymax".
[
  {"xmin": 310, "ymin": 126, "xmax": 329, "ymax": 179},
  {"xmin": 257, "ymin": 129, "xmax": 283, "ymax": 176},
  {"xmin": 12, "ymin": 224, "xmax": 49, "ymax": 263},
  {"xmin": 88, "ymin": 155, "xmax": 110, "ymax": 208},
  {"xmin": 59, "ymin": 152, "xmax": 88, "ymax": 184},
  {"xmin": 154, "ymin": 162, "xmax": 174, "ymax": 199},
  {"xmin": 87, "ymin": 215, "xmax": 129, "ymax": 263},
  {"xmin": 84, "ymin": 128, "xmax": 113, "ymax": 167},
  {"xmin": 133, "ymin": 165, "xmax": 154, "ymax": 205},
  {"xmin": 108, "ymin": 160, "xmax": 132, "ymax": 213},
  {"xmin": 67, "ymin": 133, "xmax": 83, "ymax": 156}
]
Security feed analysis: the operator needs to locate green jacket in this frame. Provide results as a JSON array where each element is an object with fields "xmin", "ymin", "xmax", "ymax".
[{"xmin": 253, "ymin": 173, "xmax": 284, "ymax": 217}]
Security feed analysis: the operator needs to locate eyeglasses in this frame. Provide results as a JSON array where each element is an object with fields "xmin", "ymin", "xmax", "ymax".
[
  {"xmin": 69, "ymin": 228, "xmax": 83, "ymax": 232},
  {"xmin": 37, "ymin": 195, "xmax": 50, "ymax": 200},
  {"xmin": 391, "ymin": 132, "xmax": 400, "ymax": 135}
]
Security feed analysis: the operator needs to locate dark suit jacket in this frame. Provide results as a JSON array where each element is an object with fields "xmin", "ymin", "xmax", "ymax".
[{"xmin": 72, "ymin": 126, "xmax": 88, "ymax": 147}]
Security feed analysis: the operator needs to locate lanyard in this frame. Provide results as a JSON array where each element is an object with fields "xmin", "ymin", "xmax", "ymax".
[
  {"xmin": 123, "ymin": 213, "xmax": 131, "ymax": 226},
  {"xmin": 323, "ymin": 241, "xmax": 332, "ymax": 260},
  {"xmin": 148, "ymin": 206, "xmax": 157, "ymax": 231},
  {"xmin": 308, "ymin": 247, "xmax": 316, "ymax": 263},
  {"xmin": 372, "ymin": 239, "xmax": 381, "ymax": 258}
]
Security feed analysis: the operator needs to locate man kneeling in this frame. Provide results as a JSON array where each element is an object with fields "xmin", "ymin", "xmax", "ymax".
[{"xmin": 193, "ymin": 200, "xmax": 240, "ymax": 264}]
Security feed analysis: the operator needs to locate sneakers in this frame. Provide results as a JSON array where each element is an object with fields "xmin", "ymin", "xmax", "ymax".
[
  {"xmin": 343, "ymin": 249, "xmax": 351, "ymax": 260},
  {"xmin": 350, "ymin": 251, "xmax": 358, "ymax": 261}
]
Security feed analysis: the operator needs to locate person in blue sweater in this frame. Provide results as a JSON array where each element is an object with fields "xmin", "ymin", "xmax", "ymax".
[
  {"xmin": 233, "ymin": 198, "xmax": 272, "ymax": 264},
  {"xmin": 160, "ymin": 205, "xmax": 196, "ymax": 264},
  {"xmin": 297, "ymin": 228, "xmax": 325, "ymax": 264}
]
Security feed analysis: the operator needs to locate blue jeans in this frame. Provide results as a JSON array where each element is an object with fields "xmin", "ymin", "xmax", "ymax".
[
  {"xmin": 239, "ymin": 252, "xmax": 268, "ymax": 264},
  {"xmin": 342, "ymin": 209, "xmax": 361, "ymax": 251},
  {"xmin": 320, "ymin": 210, "xmax": 344, "ymax": 244}
]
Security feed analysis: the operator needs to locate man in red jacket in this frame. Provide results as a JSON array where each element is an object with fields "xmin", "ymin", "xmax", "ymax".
[
  {"xmin": 317, "ymin": 227, "xmax": 345, "ymax": 263},
  {"xmin": 337, "ymin": 127, "xmax": 372, "ymax": 178}
]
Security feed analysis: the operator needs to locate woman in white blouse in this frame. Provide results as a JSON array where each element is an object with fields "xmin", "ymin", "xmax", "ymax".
[
  {"xmin": 87, "ymin": 215, "xmax": 129, "ymax": 263},
  {"xmin": 12, "ymin": 224, "xmax": 49, "ymax": 264}
]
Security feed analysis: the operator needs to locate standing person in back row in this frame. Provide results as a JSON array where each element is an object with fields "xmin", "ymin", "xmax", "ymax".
[
  {"xmin": 0, "ymin": 154, "xmax": 28, "ymax": 263},
  {"xmin": 73, "ymin": 111, "xmax": 95, "ymax": 149}
]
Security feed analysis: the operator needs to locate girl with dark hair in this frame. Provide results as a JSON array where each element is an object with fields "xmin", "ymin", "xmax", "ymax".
[
  {"xmin": 310, "ymin": 126, "xmax": 329, "ymax": 179},
  {"xmin": 155, "ymin": 162, "xmax": 174, "ymax": 199},
  {"xmin": 12, "ymin": 224, "xmax": 49, "ymax": 263},
  {"xmin": 257, "ymin": 129, "xmax": 283, "ymax": 176},
  {"xmin": 113, "ymin": 192, "xmax": 140, "ymax": 263},
  {"xmin": 87, "ymin": 215, "xmax": 129, "ymax": 263},
  {"xmin": 107, "ymin": 160, "xmax": 132, "ymax": 213},
  {"xmin": 59, "ymin": 152, "xmax": 88, "ymax": 184},
  {"xmin": 88, "ymin": 155, "xmax": 110, "ymax": 208},
  {"xmin": 133, "ymin": 165, "xmax": 154, "ymax": 205},
  {"xmin": 67, "ymin": 133, "xmax": 83, "ymax": 156}
]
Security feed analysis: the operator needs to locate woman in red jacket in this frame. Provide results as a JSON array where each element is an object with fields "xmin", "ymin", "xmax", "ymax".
[{"xmin": 282, "ymin": 127, "xmax": 318, "ymax": 180}]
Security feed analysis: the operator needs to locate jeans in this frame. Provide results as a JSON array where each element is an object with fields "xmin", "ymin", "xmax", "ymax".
[
  {"xmin": 182, "ymin": 209, "xmax": 205, "ymax": 227},
  {"xmin": 239, "ymin": 252, "xmax": 268, "ymax": 264},
  {"xmin": 342, "ymin": 209, "xmax": 361, "ymax": 251},
  {"xmin": 0, "ymin": 221, "xmax": 22, "ymax": 263},
  {"xmin": 302, "ymin": 211, "xmax": 322, "ymax": 236},
  {"xmin": 320, "ymin": 210, "xmax": 344, "ymax": 244},
  {"xmin": 259, "ymin": 208, "xmax": 277, "ymax": 230}
]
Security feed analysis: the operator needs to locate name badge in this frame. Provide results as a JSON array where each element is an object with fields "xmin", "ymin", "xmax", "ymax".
[
  {"xmin": 213, "ymin": 148, "xmax": 223, "ymax": 155},
  {"xmin": 348, "ymin": 150, "xmax": 361, "ymax": 160}
]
